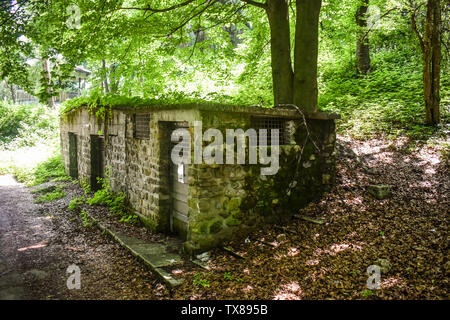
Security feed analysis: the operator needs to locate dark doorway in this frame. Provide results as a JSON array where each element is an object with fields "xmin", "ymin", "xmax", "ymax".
[
  {"xmin": 68, "ymin": 132, "xmax": 78, "ymax": 179},
  {"xmin": 90, "ymin": 135, "xmax": 105, "ymax": 191}
]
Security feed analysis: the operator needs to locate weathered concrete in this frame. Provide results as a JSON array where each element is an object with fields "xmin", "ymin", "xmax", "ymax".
[{"xmin": 84, "ymin": 211, "xmax": 184, "ymax": 287}]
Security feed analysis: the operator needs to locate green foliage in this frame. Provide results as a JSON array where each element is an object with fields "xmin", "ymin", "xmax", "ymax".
[
  {"xmin": 79, "ymin": 209, "xmax": 94, "ymax": 227},
  {"xmin": 0, "ymin": 102, "xmax": 58, "ymax": 149},
  {"xmin": 60, "ymin": 91, "xmax": 254, "ymax": 115},
  {"xmin": 68, "ymin": 196, "xmax": 85, "ymax": 211},
  {"xmin": 361, "ymin": 289, "xmax": 374, "ymax": 297},
  {"xmin": 80, "ymin": 179, "xmax": 91, "ymax": 195},
  {"xmin": 8, "ymin": 154, "xmax": 67, "ymax": 186},
  {"xmin": 224, "ymin": 272, "xmax": 233, "ymax": 281},
  {"xmin": 193, "ymin": 273, "xmax": 211, "ymax": 288},
  {"xmin": 51, "ymin": 176, "xmax": 73, "ymax": 182},
  {"xmin": 0, "ymin": 101, "xmax": 63, "ymax": 186},
  {"xmin": 85, "ymin": 169, "xmax": 137, "ymax": 223},
  {"xmin": 31, "ymin": 154, "xmax": 67, "ymax": 185},
  {"xmin": 319, "ymin": 45, "xmax": 449, "ymax": 141},
  {"xmin": 34, "ymin": 186, "xmax": 66, "ymax": 203}
]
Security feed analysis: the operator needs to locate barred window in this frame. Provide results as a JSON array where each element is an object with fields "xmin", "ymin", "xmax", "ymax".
[
  {"xmin": 133, "ymin": 113, "xmax": 150, "ymax": 139},
  {"xmin": 251, "ymin": 117, "xmax": 288, "ymax": 145}
]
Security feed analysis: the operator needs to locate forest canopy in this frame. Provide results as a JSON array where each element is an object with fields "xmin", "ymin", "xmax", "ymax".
[{"xmin": 0, "ymin": 0, "xmax": 449, "ymax": 127}]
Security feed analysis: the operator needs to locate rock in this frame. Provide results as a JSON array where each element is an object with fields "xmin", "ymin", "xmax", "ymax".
[
  {"xmin": 196, "ymin": 252, "xmax": 210, "ymax": 263},
  {"xmin": 368, "ymin": 184, "xmax": 391, "ymax": 200},
  {"xmin": 374, "ymin": 258, "xmax": 391, "ymax": 274}
]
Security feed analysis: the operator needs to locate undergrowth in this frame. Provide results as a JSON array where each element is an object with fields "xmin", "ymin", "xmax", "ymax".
[
  {"xmin": 69, "ymin": 168, "xmax": 138, "ymax": 224},
  {"xmin": 34, "ymin": 186, "xmax": 66, "ymax": 203},
  {"xmin": 319, "ymin": 48, "xmax": 450, "ymax": 145}
]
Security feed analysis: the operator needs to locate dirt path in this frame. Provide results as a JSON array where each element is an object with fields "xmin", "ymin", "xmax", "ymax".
[
  {"xmin": 0, "ymin": 175, "xmax": 42, "ymax": 299},
  {"xmin": 0, "ymin": 175, "xmax": 169, "ymax": 300}
]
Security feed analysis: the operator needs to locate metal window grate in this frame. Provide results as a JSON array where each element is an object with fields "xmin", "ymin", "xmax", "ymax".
[
  {"xmin": 133, "ymin": 113, "xmax": 150, "ymax": 139},
  {"xmin": 251, "ymin": 117, "xmax": 287, "ymax": 145}
]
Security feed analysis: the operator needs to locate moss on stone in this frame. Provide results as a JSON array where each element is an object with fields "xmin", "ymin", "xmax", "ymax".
[
  {"xmin": 226, "ymin": 197, "xmax": 241, "ymax": 213},
  {"xmin": 225, "ymin": 216, "xmax": 241, "ymax": 227},
  {"xmin": 208, "ymin": 219, "xmax": 223, "ymax": 234}
]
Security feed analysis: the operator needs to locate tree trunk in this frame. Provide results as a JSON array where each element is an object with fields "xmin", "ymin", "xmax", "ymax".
[
  {"xmin": 425, "ymin": 0, "xmax": 441, "ymax": 125},
  {"xmin": 42, "ymin": 58, "xmax": 54, "ymax": 108},
  {"xmin": 102, "ymin": 59, "xmax": 109, "ymax": 93},
  {"xmin": 9, "ymin": 83, "xmax": 16, "ymax": 103},
  {"xmin": 266, "ymin": 0, "xmax": 294, "ymax": 105},
  {"xmin": 415, "ymin": 0, "xmax": 441, "ymax": 125},
  {"xmin": 110, "ymin": 63, "xmax": 119, "ymax": 93},
  {"xmin": 356, "ymin": 0, "xmax": 371, "ymax": 74},
  {"xmin": 293, "ymin": 0, "xmax": 322, "ymax": 112}
]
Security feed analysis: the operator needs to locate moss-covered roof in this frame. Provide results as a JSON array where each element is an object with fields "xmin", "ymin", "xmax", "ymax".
[{"xmin": 60, "ymin": 95, "xmax": 340, "ymax": 120}]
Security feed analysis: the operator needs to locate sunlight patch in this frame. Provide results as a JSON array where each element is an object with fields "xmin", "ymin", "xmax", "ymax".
[
  {"xmin": 18, "ymin": 241, "xmax": 48, "ymax": 251},
  {"xmin": 273, "ymin": 282, "xmax": 303, "ymax": 300},
  {"xmin": 0, "ymin": 175, "xmax": 18, "ymax": 186}
]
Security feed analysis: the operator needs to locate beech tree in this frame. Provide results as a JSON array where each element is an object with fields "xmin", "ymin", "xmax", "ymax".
[
  {"xmin": 236, "ymin": 0, "xmax": 323, "ymax": 110},
  {"xmin": 119, "ymin": 0, "xmax": 323, "ymax": 111},
  {"xmin": 410, "ymin": 0, "xmax": 442, "ymax": 125},
  {"xmin": 355, "ymin": 0, "xmax": 371, "ymax": 74}
]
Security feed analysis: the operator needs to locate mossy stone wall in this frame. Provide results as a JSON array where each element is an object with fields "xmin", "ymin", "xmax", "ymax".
[{"xmin": 60, "ymin": 105, "xmax": 337, "ymax": 254}]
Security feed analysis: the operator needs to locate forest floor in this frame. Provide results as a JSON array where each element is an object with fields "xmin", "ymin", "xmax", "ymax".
[
  {"xmin": 0, "ymin": 135, "xmax": 448, "ymax": 299},
  {"xmin": 172, "ymin": 135, "xmax": 449, "ymax": 300}
]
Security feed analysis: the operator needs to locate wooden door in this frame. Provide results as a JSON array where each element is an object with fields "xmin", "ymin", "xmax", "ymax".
[
  {"xmin": 169, "ymin": 125, "xmax": 189, "ymax": 239},
  {"xmin": 90, "ymin": 135, "xmax": 105, "ymax": 191},
  {"xmin": 68, "ymin": 132, "xmax": 78, "ymax": 179}
]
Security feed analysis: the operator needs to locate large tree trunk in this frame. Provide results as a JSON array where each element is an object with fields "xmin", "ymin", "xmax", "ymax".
[
  {"xmin": 293, "ymin": 0, "xmax": 322, "ymax": 112},
  {"xmin": 266, "ymin": 0, "xmax": 294, "ymax": 105},
  {"xmin": 356, "ymin": 0, "xmax": 371, "ymax": 74},
  {"xmin": 423, "ymin": 0, "xmax": 441, "ymax": 125},
  {"xmin": 412, "ymin": 0, "xmax": 441, "ymax": 125}
]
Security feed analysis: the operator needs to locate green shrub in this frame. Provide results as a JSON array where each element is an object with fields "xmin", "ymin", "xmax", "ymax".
[
  {"xmin": 193, "ymin": 273, "xmax": 211, "ymax": 288},
  {"xmin": 85, "ymin": 169, "xmax": 137, "ymax": 223},
  {"xmin": 0, "ymin": 102, "xmax": 58, "ymax": 150},
  {"xmin": 68, "ymin": 196, "xmax": 85, "ymax": 211},
  {"xmin": 31, "ymin": 155, "xmax": 67, "ymax": 185},
  {"xmin": 35, "ymin": 186, "xmax": 66, "ymax": 203},
  {"xmin": 79, "ymin": 209, "xmax": 94, "ymax": 227}
]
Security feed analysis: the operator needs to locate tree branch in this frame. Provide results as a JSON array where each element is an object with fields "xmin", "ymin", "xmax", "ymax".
[
  {"xmin": 360, "ymin": 6, "xmax": 399, "ymax": 42},
  {"xmin": 167, "ymin": 0, "xmax": 217, "ymax": 37},
  {"xmin": 240, "ymin": 0, "xmax": 266, "ymax": 9},
  {"xmin": 184, "ymin": 3, "xmax": 247, "ymax": 61},
  {"xmin": 120, "ymin": 0, "xmax": 197, "ymax": 12},
  {"xmin": 409, "ymin": 1, "xmax": 427, "ymax": 52}
]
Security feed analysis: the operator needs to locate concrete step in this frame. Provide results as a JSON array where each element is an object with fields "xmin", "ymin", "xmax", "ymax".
[{"xmin": 85, "ymin": 212, "xmax": 185, "ymax": 287}]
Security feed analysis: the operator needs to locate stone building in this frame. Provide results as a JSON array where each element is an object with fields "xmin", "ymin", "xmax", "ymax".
[{"xmin": 60, "ymin": 103, "xmax": 339, "ymax": 253}]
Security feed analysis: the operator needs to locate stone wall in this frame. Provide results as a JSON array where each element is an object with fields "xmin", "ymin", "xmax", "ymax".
[
  {"xmin": 60, "ymin": 104, "xmax": 338, "ymax": 254},
  {"xmin": 60, "ymin": 108, "xmax": 102, "ymax": 186},
  {"xmin": 184, "ymin": 110, "xmax": 337, "ymax": 253}
]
